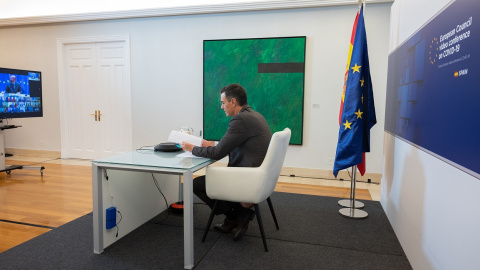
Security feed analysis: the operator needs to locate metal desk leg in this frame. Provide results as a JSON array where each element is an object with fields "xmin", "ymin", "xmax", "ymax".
[
  {"xmin": 92, "ymin": 163, "xmax": 104, "ymax": 254},
  {"xmin": 183, "ymin": 170, "xmax": 194, "ymax": 269}
]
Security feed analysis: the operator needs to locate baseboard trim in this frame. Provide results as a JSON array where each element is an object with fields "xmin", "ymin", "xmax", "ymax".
[
  {"xmin": 5, "ymin": 148, "xmax": 61, "ymax": 159},
  {"xmin": 3, "ymin": 149, "xmax": 382, "ymax": 183}
]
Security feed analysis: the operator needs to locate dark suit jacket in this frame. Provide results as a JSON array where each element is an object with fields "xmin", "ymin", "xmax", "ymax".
[
  {"xmin": 6, "ymin": 82, "xmax": 22, "ymax": 94},
  {"xmin": 193, "ymin": 105, "xmax": 272, "ymax": 167}
]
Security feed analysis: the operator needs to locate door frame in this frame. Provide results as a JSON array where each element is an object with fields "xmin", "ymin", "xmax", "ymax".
[{"xmin": 56, "ymin": 35, "xmax": 132, "ymax": 159}]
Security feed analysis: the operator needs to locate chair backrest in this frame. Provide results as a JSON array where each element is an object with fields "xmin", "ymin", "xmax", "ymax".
[
  {"xmin": 256, "ymin": 128, "xmax": 291, "ymax": 200},
  {"xmin": 205, "ymin": 128, "xmax": 291, "ymax": 203}
]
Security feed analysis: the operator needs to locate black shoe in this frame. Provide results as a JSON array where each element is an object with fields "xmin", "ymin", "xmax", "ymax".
[
  {"xmin": 233, "ymin": 209, "xmax": 255, "ymax": 241},
  {"xmin": 214, "ymin": 218, "xmax": 237, "ymax": 233}
]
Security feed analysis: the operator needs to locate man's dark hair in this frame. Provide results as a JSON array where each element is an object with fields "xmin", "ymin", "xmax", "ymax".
[{"xmin": 220, "ymin": 83, "xmax": 248, "ymax": 106}]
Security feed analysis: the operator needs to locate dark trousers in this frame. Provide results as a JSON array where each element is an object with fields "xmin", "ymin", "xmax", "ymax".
[{"xmin": 193, "ymin": 175, "xmax": 243, "ymax": 220}]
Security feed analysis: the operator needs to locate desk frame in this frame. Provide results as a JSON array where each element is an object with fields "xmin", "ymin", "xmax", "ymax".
[{"xmin": 92, "ymin": 159, "xmax": 213, "ymax": 269}]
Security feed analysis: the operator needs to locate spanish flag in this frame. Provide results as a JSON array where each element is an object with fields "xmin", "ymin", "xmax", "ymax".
[{"xmin": 334, "ymin": 4, "xmax": 376, "ymax": 177}]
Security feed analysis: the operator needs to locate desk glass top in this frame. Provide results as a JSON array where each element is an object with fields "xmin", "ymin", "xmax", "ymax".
[{"xmin": 93, "ymin": 151, "xmax": 211, "ymax": 170}]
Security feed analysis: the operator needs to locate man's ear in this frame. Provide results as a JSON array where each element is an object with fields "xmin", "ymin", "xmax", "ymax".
[{"xmin": 230, "ymin": 98, "xmax": 237, "ymax": 106}]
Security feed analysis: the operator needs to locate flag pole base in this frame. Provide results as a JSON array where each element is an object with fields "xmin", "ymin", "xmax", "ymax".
[
  {"xmin": 338, "ymin": 199, "xmax": 364, "ymax": 209},
  {"xmin": 339, "ymin": 207, "xmax": 368, "ymax": 219}
]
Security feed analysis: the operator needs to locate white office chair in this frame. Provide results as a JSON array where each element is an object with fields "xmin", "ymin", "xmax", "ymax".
[{"xmin": 201, "ymin": 128, "xmax": 291, "ymax": 251}]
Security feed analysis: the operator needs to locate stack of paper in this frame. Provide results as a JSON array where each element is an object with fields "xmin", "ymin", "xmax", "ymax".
[{"xmin": 168, "ymin": 130, "xmax": 202, "ymax": 146}]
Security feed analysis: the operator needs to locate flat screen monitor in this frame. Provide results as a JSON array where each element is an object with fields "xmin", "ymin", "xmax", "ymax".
[{"xmin": 0, "ymin": 67, "xmax": 43, "ymax": 119}]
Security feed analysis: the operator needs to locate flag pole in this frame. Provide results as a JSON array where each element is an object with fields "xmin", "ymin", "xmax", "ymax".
[
  {"xmin": 339, "ymin": 165, "xmax": 368, "ymax": 219},
  {"xmin": 338, "ymin": 165, "xmax": 365, "ymax": 209},
  {"xmin": 335, "ymin": 0, "xmax": 375, "ymax": 219}
]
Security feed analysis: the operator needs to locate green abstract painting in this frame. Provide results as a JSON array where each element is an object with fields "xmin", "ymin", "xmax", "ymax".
[{"xmin": 203, "ymin": 36, "xmax": 306, "ymax": 145}]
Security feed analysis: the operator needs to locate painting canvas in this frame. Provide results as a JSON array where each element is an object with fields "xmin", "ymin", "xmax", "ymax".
[{"xmin": 203, "ymin": 36, "xmax": 306, "ymax": 145}]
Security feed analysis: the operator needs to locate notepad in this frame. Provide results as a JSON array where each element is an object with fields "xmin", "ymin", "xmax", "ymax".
[{"xmin": 168, "ymin": 130, "xmax": 202, "ymax": 146}]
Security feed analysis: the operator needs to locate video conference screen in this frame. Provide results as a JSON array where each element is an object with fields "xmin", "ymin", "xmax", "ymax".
[
  {"xmin": 385, "ymin": 0, "xmax": 479, "ymax": 179},
  {"xmin": 0, "ymin": 67, "xmax": 43, "ymax": 118}
]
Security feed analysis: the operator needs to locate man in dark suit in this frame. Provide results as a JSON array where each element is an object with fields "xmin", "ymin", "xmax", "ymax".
[
  {"xmin": 5, "ymin": 75, "xmax": 23, "ymax": 94},
  {"xmin": 181, "ymin": 83, "xmax": 272, "ymax": 241}
]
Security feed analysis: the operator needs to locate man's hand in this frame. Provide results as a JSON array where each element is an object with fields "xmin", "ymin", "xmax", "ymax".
[
  {"xmin": 201, "ymin": 140, "xmax": 215, "ymax": 147},
  {"xmin": 240, "ymin": 202, "xmax": 254, "ymax": 208},
  {"xmin": 182, "ymin": 139, "xmax": 215, "ymax": 152},
  {"xmin": 180, "ymin": 141, "xmax": 194, "ymax": 152}
]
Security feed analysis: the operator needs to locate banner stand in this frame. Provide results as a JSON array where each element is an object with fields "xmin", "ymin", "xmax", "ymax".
[{"xmin": 339, "ymin": 165, "xmax": 368, "ymax": 219}]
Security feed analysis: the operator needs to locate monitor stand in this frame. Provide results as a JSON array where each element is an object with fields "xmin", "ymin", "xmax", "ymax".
[{"xmin": 0, "ymin": 125, "xmax": 45, "ymax": 176}]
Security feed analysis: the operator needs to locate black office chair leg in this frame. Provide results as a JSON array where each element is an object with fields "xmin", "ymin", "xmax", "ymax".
[
  {"xmin": 254, "ymin": 204, "xmax": 268, "ymax": 252},
  {"xmin": 202, "ymin": 200, "xmax": 218, "ymax": 242},
  {"xmin": 267, "ymin": 197, "xmax": 279, "ymax": 230}
]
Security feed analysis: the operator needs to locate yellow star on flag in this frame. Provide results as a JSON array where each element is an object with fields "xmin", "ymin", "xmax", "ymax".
[
  {"xmin": 343, "ymin": 120, "xmax": 352, "ymax": 130},
  {"xmin": 360, "ymin": 77, "xmax": 364, "ymax": 87},
  {"xmin": 354, "ymin": 109, "xmax": 363, "ymax": 119},
  {"xmin": 351, "ymin": 63, "xmax": 361, "ymax": 73}
]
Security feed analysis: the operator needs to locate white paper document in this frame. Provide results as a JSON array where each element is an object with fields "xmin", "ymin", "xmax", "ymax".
[{"xmin": 168, "ymin": 130, "xmax": 202, "ymax": 146}]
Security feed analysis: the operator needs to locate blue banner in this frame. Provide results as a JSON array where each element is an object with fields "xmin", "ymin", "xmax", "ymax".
[{"xmin": 385, "ymin": 0, "xmax": 480, "ymax": 179}]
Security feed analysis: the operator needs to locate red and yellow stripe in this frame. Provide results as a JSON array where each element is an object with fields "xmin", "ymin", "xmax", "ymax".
[{"xmin": 339, "ymin": 11, "xmax": 359, "ymax": 124}]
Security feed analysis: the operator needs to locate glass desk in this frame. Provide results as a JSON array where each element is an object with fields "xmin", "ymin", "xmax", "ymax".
[{"xmin": 92, "ymin": 151, "xmax": 213, "ymax": 269}]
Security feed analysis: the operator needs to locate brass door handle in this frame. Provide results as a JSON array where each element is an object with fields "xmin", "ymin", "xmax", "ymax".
[
  {"xmin": 90, "ymin": 110, "xmax": 98, "ymax": 121},
  {"xmin": 90, "ymin": 110, "xmax": 103, "ymax": 121}
]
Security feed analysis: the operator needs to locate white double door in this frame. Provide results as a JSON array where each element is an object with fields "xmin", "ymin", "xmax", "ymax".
[{"xmin": 60, "ymin": 38, "xmax": 132, "ymax": 159}]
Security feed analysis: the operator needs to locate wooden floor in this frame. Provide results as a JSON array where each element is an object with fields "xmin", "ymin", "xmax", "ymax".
[{"xmin": 0, "ymin": 160, "xmax": 371, "ymax": 253}]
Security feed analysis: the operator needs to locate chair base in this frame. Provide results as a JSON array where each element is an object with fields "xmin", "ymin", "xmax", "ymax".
[
  {"xmin": 202, "ymin": 197, "xmax": 279, "ymax": 252},
  {"xmin": 254, "ymin": 204, "xmax": 268, "ymax": 252}
]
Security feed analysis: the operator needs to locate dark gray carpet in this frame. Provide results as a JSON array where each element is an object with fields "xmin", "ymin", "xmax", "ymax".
[{"xmin": 0, "ymin": 192, "xmax": 412, "ymax": 269}]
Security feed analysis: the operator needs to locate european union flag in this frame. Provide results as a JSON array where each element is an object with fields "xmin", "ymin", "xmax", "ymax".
[{"xmin": 333, "ymin": 6, "xmax": 376, "ymax": 177}]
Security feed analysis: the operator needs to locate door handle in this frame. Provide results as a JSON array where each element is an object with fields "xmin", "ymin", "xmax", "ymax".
[
  {"xmin": 90, "ymin": 110, "xmax": 98, "ymax": 121},
  {"xmin": 90, "ymin": 110, "xmax": 103, "ymax": 121}
]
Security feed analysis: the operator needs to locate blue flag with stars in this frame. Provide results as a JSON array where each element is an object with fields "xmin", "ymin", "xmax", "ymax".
[{"xmin": 333, "ymin": 5, "xmax": 376, "ymax": 177}]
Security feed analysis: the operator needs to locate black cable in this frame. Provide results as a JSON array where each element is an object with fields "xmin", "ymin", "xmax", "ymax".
[
  {"xmin": 115, "ymin": 210, "xmax": 122, "ymax": 237},
  {"xmin": 102, "ymin": 168, "xmax": 119, "ymax": 236},
  {"xmin": 279, "ymin": 173, "xmax": 379, "ymax": 185},
  {"xmin": 4, "ymin": 157, "xmax": 93, "ymax": 168},
  {"xmin": 136, "ymin": 146, "xmax": 155, "ymax": 153},
  {"xmin": 151, "ymin": 174, "xmax": 170, "ymax": 222},
  {"xmin": 8, "ymin": 158, "xmax": 61, "ymax": 167}
]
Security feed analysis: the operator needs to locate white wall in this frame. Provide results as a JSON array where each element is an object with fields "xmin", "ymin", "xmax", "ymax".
[
  {"xmin": 382, "ymin": 0, "xmax": 480, "ymax": 269},
  {"xmin": 0, "ymin": 3, "xmax": 391, "ymax": 173}
]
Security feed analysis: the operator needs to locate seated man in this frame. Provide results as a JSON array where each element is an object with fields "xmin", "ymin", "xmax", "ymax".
[
  {"xmin": 5, "ymin": 75, "xmax": 23, "ymax": 94},
  {"xmin": 181, "ymin": 83, "xmax": 272, "ymax": 241}
]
